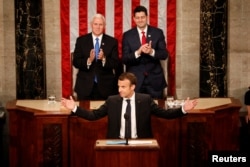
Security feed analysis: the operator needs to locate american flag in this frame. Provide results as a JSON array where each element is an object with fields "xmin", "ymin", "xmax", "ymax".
[{"xmin": 60, "ymin": 0, "xmax": 176, "ymax": 97}]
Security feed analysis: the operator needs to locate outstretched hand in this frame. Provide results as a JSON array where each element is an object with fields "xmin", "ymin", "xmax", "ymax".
[
  {"xmin": 61, "ymin": 96, "xmax": 76, "ymax": 111},
  {"xmin": 183, "ymin": 97, "xmax": 198, "ymax": 113}
]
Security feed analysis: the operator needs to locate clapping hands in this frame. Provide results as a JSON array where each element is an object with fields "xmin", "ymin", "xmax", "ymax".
[
  {"xmin": 137, "ymin": 41, "xmax": 153, "ymax": 55},
  {"xmin": 141, "ymin": 41, "xmax": 153, "ymax": 54}
]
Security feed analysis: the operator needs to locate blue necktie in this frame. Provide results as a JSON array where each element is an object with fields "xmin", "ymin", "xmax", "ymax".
[
  {"xmin": 94, "ymin": 38, "xmax": 99, "ymax": 83},
  {"xmin": 95, "ymin": 38, "xmax": 99, "ymax": 61}
]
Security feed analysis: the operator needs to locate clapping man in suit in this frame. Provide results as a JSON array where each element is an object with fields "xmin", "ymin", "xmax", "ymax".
[
  {"xmin": 61, "ymin": 72, "xmax": 197, "ymax": 139},
  {"xmin": 73, "ymin": 13, "xmax": 119, "ymax": 100},
  {"xmin": 122, "ymin": 5, "xmax": 168, "ymax": 99}
]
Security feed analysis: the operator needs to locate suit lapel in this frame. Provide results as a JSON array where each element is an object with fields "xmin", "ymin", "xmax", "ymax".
[
  {"xmin": 86, "ymin": 33, "xmax": 94, "ymax": 50},
  {"xmin": 100, "ymin": 34, "xmax": 106, "ymax": 50},
  {"xmin": 116, "ymin": 97, "xmax": 123, "ymax": 128},
  {"xmin": 146, "ymin": 26, "xmax": 153, "ymax": 44},
  {"xmin": 135, "ymin": 94, "xmax": 142, "ymax": 128},
  {"xmin": 132, "ymin": 29, "xmax": 141, "ymax": 48}
]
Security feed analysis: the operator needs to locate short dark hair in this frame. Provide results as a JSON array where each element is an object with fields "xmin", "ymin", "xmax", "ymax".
[
  {"xmin": 118, "ymin": 72, "xmax": 137, "ymax": 86},
  {"xmin": 133, "ymin": 5, "xmax": 148, "ymax": 16}
]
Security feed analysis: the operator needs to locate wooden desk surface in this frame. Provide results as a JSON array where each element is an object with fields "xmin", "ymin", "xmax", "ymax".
[
  {"xmin": 7, "ymin": 100, "xmax": 72, "ymax": 115},
  {"xmin": 190, "ymin": 97, "xmax": 241, "ymax": 114},
  {"xmin": 6, "ymin": 97, "xmax": 241, "ymax": 117},
  {"xmin": 95, "ymin": 139, "xmax": 160, "ymax": 150}
]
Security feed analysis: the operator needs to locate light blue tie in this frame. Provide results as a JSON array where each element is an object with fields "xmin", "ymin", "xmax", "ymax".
[
  {"xmin": 95, "ymin": 38, "xmax": 99, "ymax": 61},
  {"xmin": 94, "ymin": 38, "xmax": 99, "ymax": 83}
]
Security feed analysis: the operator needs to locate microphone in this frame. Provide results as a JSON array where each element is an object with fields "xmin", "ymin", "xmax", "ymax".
[
  {"xmin": 124, "ymin": 113, "xmax": 129, "ymax": 145},
  {"xmin": 124, "ymin": 113, "xmax": 129, "ymax": 120}
]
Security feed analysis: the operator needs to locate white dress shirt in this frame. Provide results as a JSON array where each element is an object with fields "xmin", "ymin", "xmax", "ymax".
[{"xmin": 119, "ymin": 93, "xmax": 137, "ymax": 139}]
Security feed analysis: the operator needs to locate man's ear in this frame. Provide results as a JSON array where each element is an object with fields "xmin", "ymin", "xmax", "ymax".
[{"xmin": 131, "ymin": 84, "xmax": 136, "ymax": 90}]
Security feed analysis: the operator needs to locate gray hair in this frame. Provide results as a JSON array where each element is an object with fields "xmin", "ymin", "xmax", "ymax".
[{"xmin": 90, "ymin": 13, "xmax": 106, "ymax": 25}]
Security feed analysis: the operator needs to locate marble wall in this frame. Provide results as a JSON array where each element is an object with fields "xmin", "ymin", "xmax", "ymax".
[
  {"xmin": 228, "ymin": 0, "xmax": 250, "ymax": 105},
  {"xmin": 200, "ymin": 0, "xmax": 228, "ymax": 97},
  {"xmin": 0, "ymin": 0, "xmax": 250, "ymax": 110},
  {"xmin": 15, "ymin": 0, "xmax": 46, "ymax": 99},
  {"xmin": 43, "ymin": 0, "xmax": 62, "ymax": 101},
  {"xmin": 175, "ymin": 0, "xmax": 250, "ymax": 111}
]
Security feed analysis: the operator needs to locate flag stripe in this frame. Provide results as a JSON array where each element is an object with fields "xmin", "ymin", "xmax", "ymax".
[
  {"xmin": 122, "ymin": 1, "xmax": 131, "ymax": 33},
  {"xmin": 105, "ymin": 0, "xmax": 114, "ymax": 36},
  {"xmin": 70, "ymin": 0, "xmax": 79, "ymax": 51},
  {"xmin": 97, "ymin": 0, "xmax": 105, "ymax": 16},
  {"xmin": 166, "ymin": 0, "xmax": 176, "ymax": 96},
  {"xmin": 149, "ymin": 0, "xmax": 158, "ymax": 27},
  {"xmin": 115, "ymin": 0, "xmax": 123, "ymax": 58},
  {"xmin": 61, "ymin": 0, "xmax": 176, "ymax": 97},
  {"xmin": 79, "ymin": 0, "xmax": 88, "ymax": 35},
  {"xmin": 60, "ymin": 0, "xmax": 72, "ymax": 97},
  {"xmin": 132, "ymin": 0, "xmax": 140, "ymax": 27}
]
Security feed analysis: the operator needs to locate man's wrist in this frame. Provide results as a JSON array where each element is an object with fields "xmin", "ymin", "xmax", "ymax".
[
  {"xmin": 181, "ymin": 106, "xmax": 187, "ymax": 114},
  {"xmin": 149, "ymin": 49, "xmax": 155, "ymax": 56},
  {"xmin": 87, "ymin": 58, "xmax": 92, "ymax": 65},
  {"xmin": 102, "ymin": 57, "xmax": 106, "ymax": 62},
  {"xmin": 72, "ymin": 105, "xmax": 77, "ymax": 113},
  {"xmin": 135, "ymin": 50, "xmax": 141, "ymax": 58}
]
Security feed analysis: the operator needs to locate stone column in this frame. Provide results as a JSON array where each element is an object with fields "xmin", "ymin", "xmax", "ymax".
[
  {"xmin": 200, "ymin": 0, "xmax": 228, "ymax": 97},
  {"xmin": 15, "ymin": 0, "xmax": 46, "ymax": 99}
]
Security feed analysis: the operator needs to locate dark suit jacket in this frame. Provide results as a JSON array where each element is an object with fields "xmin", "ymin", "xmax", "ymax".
[
  {"xmin": 245, "ymin": 88, "xmax": 250, "ymax": 105},
  {"xmin": 74, "ymin": 93, "xmax": 185, "ymax": 138},
  {"xmin": 122, "ymin": 25, "xmax": 168, "ymax": 92},
  {"xmin": 73, "ymin": 33, "xmax": 119, "ymax": 99}
]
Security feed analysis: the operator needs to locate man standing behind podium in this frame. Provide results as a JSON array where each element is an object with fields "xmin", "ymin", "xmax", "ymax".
[
  {"xmin": 73, "ymin": 13, "xmax": 119, "ymax": 100},
  {"xmin": 62, "ymin": 72, "xmax": 197, "ymax": 139}
]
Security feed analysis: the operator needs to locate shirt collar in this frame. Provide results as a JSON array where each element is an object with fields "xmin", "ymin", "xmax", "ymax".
[
  {"xmin": 124, "ymin": 93, "xmax": 135, "ymax": 101},
  {"xmin": 92, "ymin": 33, "xmax": 103, "ymax": 41},
  {"xmin": 137, "ymin": 26, "xmax": 148, "ymax": 34}
]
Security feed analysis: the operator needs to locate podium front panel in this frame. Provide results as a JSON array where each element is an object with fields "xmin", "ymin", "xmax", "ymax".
[{"xmin": 95, "ymin": 139, "xmax": 160, "ymax": 167}]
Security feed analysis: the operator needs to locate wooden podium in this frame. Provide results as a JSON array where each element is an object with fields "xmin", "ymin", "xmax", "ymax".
[
  {"xmin": 7, "ymin": 100, "xmax": 71, "ymax": 167},
  {"xmin": 94, "ymin": 139, "xmax": 160, "ymax": 167}
]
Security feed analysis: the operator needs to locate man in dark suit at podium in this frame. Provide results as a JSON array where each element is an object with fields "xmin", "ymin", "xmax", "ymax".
[
  {"xmin": 61, "ymin": 72, "xmax": 197, "ymax": 139},
  {"xmin": 73, "ymin": 13, "xmax": 119, "ymax": 100}
]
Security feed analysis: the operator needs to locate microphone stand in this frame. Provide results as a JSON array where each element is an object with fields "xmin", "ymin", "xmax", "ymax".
[{"xmin": 124, "ymin": 113, "xmax": 129, "ymax": 145}]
